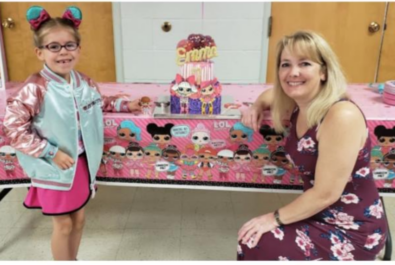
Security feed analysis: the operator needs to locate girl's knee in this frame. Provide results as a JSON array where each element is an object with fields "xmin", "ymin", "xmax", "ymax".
[
  {"xmin": 73, "ymin": 214, "xmax": 86, "ymax": 231},
  {"xmin": 53, "ymin": 216, "xmax": 73, "ymax": 235}
]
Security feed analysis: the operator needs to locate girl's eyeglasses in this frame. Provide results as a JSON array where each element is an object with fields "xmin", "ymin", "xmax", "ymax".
[{"xmin": 39, "ymin": 42, "xmax": 79, "ymax": 52}]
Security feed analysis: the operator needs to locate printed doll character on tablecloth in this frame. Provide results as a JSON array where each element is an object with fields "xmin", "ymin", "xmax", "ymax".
[
  {"xmin": 125, "ymin": 142, "xmax": 145, "ymax": 178},
  {"xmin": 374, "ymin": 125, "xmax": 395, "ymax": 156},
  {"xmin": 250, "ymin": 144, "xmax": 271, "ymax": 183},
  {"xmin": 0, "ymin": 145, "xmax": 20, "ymax": 179},
  {"xmin": 99, "ymin": 145, "xmax": 110, "ymax": 177},
  {"xmin": 116, "ymin": 120, "xmax": 142, "ymax": 145},
  {"xmin": 139, "ymin": 96, "xmax": 153, "ymax": 116},
  {"xmin": 232, "ymin": 144, "xmax": 253, "ymax": 181},
  {"xmin": 146, "ymin": 123, "xmax": 174, "ymax": 150},
  {"xmin": 197, "ymin": 146, "xmax": 217, "ymax": 181},
  {"xmin": 228, "ymin": 122, "xmax": 254, "ymax": 151},
  {"xmin": 170, "ymin": 75, "xmax": 198, "ymax": 114},
  {"xmin": 180, "ymin": 143, "xmax": 199, "ymax": 180},
  {"xmin": 371, "ymin": 146, "xmax": 386, "ymax": 180},
  {"xmin": 259, "ymin": 124, "xmax": 285, "ymax": 153},
  {"xmin": 216, "ymin": 149, "xmax": 234, "ymax": 181},
  {"xmin": 143, "ymin": 143, "xmax": 162, "ymax": 179},
  {"xmin": 382, "ymin": 150, "xmax": 395, "ymax": 188},
  {"xmin": 270, "ymin": 146, "xmax": 291, "ymax": 184},
  {"xmin": 109, "ymin": 145, "xmax": 126, "ymax": 177},
  {"xmin": 162, "ymin": 145, "xmax": 181, "ymax": 180},
  {"xmin": 190, "ymin": 123, "xmax": 211, "ymax": 151}
]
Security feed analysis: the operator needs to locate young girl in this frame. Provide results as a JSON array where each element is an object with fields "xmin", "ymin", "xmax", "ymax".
[{"xmin": 2, "ymin": 6, "xmax": 141, "ymax": 260}]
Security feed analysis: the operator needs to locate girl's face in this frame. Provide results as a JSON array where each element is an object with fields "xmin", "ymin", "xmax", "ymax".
[
  {"xmin": 117, "ymin": 128, "xmax": 136, "ymax": 142},
  {"xmin": 145, "ymin": 150, "xmax": 161, "ymax": 162},
  {"xmin": 278, "ymin": 47, "xmax": 325, "ymax": 103},
  {"xmin": 230, "ymin": 130, "xmax": 247, "ymax": 143},
  {"xmin": 191, "ymin": 132, "xmax": 210, "ymax": 145},
  {"xmin": 234, "ymin": 153, "xmax": 252, "ymax": 164},
  {"xmin": 252, "ymin": 153, "xmax": 270, "ymax": 166},
  {"xmin": 126, "ymin": 150, "xmax": 144, "ymax": 161},
  {"xmin": 35, "ymin": 27, "xmax": 80, "ymax": 82}
]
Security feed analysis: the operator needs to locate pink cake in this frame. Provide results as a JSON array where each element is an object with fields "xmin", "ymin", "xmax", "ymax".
[{"xmin": 170, "ymin": 34, "xmax": 222, "ymax": 115}]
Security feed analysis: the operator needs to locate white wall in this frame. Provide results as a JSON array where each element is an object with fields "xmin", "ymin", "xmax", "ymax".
[{"xmin": 113, "ymin": 2, "xmax": 271, "ymax": 84}]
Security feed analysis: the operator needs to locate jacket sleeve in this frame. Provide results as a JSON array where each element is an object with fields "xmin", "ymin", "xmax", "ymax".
[
  {"xmin": 86, "ymin": 77, "xmax": 133, "ymax": 113},
  {"xmin": 3, "ymin": 83, "xmax": 58, "ymax": 159}
]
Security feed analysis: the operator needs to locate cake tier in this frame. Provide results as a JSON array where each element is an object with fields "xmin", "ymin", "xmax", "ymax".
[{"xmin": 179, "ymin": 61, "xmax": 214, "ymax": 84}]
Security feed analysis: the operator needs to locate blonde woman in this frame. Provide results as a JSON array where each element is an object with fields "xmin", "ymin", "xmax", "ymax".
[{"xmin": 238, "ymin": 31, "xmax": 388, "ymax": 260}]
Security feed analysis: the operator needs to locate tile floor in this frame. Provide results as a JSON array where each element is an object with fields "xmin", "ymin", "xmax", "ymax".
[{"xmin": 0, "ymin": 186, "xmax": 394, "ymax": 260}]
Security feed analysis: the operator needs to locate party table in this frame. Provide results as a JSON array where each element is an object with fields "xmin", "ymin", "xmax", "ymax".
[{"xmin": 1, "ymin": 82, "xmax": 395, "ymax": 196}]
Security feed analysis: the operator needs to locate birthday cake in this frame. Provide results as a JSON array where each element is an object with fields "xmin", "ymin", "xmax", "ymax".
[{"xmin": 170, "ymin": 34, "xmax": 222, "ymax": 115}]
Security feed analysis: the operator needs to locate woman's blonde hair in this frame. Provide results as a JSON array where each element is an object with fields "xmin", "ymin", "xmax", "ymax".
[{"xmin": 271, "ymin": 30, "xmax": 348, "ymax": 132}]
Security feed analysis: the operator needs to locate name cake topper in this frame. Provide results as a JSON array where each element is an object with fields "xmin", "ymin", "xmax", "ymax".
[{"xmin": 176, "ymin": 34, "xmax": 218, "ymax": 66}]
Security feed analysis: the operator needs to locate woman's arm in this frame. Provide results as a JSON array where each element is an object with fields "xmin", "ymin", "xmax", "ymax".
[
  {"xmin": 238, "ymin": 101, "xmax": 367, "ymax": 247},
  {"xmin": 241, "ymin": 88, "xmax": 274, "ymax": 131}
]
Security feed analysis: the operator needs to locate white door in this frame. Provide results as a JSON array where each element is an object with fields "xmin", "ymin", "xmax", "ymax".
[{"xmin": 113, "ymin": 2, "xmax": 270, "ymax": 83}]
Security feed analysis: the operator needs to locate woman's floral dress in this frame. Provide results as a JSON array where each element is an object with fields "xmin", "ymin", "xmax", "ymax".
[{"xmin": 238, "ymin": 104, "xmax": 388, "ymax": 261}]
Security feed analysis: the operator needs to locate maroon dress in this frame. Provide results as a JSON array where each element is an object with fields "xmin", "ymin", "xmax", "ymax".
[{"xmin": 238, "ymin": 102, "xmax": 389, "ymax": 261}]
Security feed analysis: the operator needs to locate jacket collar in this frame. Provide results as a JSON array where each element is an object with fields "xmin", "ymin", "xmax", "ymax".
[{"xmin": 40, "ymin": 64, "xmax": 82, "ymax": 88}]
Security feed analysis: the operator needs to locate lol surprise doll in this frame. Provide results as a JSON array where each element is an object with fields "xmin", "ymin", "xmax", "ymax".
[{"xmin": 125, "ymin": 142, "xmax": 145, "ymax": 177}]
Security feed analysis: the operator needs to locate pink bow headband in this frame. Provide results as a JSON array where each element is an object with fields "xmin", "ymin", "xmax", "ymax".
[
  {"xmin": 175, "ymin": 74, "xmax": 195, "ymax": 85},
  {"xmin": 26, "ymin": 6, "xmax": 82, "ymax": 31}
]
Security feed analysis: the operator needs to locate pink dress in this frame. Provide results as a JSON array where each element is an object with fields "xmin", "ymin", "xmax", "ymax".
[{"xmin": 23, "ymin": 153, "xmax": 92, "ymax": 215}]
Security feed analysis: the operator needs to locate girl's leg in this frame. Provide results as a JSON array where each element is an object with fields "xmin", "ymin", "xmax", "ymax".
[
  {"xmin": 69, "ymin": 208, "xmax": 86, "ymax": 261},
  {"xmin": 51, "ymin": 215, "xmax": 73, "ymax": 260}
]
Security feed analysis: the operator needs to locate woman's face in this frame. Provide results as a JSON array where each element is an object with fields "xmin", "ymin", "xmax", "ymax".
[{"xmin": 278, "ymin": 47, "xmax": 325, "ymax": 103}]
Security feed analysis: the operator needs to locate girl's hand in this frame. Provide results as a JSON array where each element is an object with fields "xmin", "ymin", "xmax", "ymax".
[
  {"xmin": 128, "ymin": 99, "xmax": 142, "ymax": 112},
  {"xmin": 237, "ymin": 212, "xmax": 277, "ymax": 248},
  {"xmin": 241, "ymin": 105, "xmax": 264, "ymax": 132},
  {"xmin": 53, "ymin": 150, "xmax": 75, "ymax": 170}
]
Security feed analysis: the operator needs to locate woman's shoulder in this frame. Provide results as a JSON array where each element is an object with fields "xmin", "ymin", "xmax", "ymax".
[{"xmin": 319, "ymin": 100, "xmax": 366, "ymax": 137}]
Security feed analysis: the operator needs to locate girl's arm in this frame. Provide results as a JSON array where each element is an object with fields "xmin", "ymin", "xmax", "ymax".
[
  {"xmin": 3, "ymin": 84, "xmax": 58, "ymax": 159},
  {"xmin": 86, "ymin": 78, "xmax": 141, "ymax": 113},
  {"xmin": 238, "ymin": 101, "xmax": 367, "ymax": 247}
]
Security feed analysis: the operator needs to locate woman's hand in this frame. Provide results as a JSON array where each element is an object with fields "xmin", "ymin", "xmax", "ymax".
[
  {"xmin": 241, "ymin": 104, "xmax": 264, "ymax": 132},
  {"xmin": 237, "ymin": 212, "xmax": 278, "ymax": 248},
  {"xmin": 128, "ymin": 99, "xmax": 142, "ymax": 112},
  {"xmin": 53, "ymin": 150, "xmax": 75, "ymax": 170}
]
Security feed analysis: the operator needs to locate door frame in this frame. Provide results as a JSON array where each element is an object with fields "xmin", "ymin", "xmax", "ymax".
[{"xmin": 111, "ymin": 2, "xmax": 271, "ymax": 83}]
